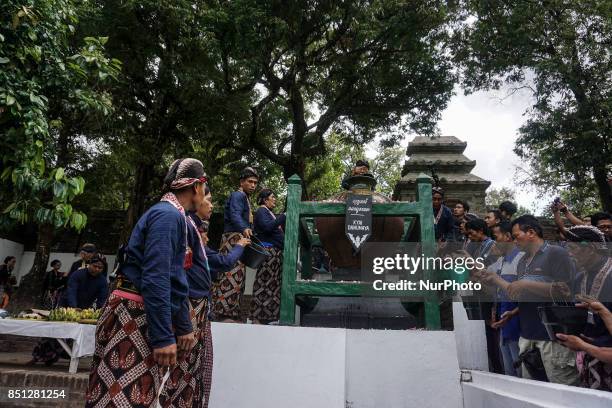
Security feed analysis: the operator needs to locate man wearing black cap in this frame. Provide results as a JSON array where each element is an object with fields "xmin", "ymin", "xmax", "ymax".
[{"xmin": 68, "ymin": 243, "xmax": 97, "ymax": 276}]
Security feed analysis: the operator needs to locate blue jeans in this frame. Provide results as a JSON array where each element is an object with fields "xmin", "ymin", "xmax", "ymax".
[{"xmin": 500, "ymin": 337, "xmax": 521, "ymax": 377}]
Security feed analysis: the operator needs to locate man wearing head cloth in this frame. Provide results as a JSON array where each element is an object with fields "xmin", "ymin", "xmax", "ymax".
[
  {"xmin": 212, "ymin": 166, "xmax": 259, "ymax": 322},
  {"xmin": 341, "ymin": 159, "xmax": 376, "ymax": 190},
  {"xmin": 556, "ymin": 225, "xmax": 612, "ymax": 391},
  {"xmin": 86, "ymin": 158, "xmax": 207, "ymax": 408}
]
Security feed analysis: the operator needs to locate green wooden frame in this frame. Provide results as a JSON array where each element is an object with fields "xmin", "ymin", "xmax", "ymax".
[{"xmin": 279, "ymin": 173, "xmax": 441, "ymax": 329}]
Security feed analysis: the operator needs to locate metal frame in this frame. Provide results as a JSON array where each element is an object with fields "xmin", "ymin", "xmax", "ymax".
[{"xmin": 279, "ymin": 173, "xmax": 441, "ymax": 329}]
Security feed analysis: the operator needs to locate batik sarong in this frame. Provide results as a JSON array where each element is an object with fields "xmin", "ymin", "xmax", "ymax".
[
  {"xmin": 582, "ymin": 354, "xmax": 612, "ymax": 391},
  {"xmin": 202, "ymin": 318, "xmax": 213, "ymax": 408},
  {"xmin": 85, "ymin": 293, "xmax": 163, "ymax": 408},
  {"xmin": 249, "ymin": 247, "xmax": 282, "ymax": 322},
  {"xmin": 212, "ymin": 232, "xmax": 246, "ymax": 320},
  {"xmin": 158, "ymin": 297, "xmax": 209, "ymax": 407}
]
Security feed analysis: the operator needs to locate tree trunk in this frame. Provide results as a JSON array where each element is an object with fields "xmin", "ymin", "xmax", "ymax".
[
  {"xmin": 593, "ymin": 164, "xmax": 612, "ymax": 212},
  {"xmin": 283, "ymin": 157, "xmax": 309, "ymax": 200},
  {"xmin": 119, "ymin": 161, "xmax": 155, "ymax": 243},
  {"xmin": 8, "ymin": 223, "xmax": 54, "ymax": 312}
]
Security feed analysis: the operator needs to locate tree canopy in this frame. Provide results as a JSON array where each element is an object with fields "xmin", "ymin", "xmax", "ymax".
[
  {"xmin": 0, "ymin": 0, "xmax": 119, "ymax": 233},
  {"xmin": 454, "ymin": 0, "xmax": 611, "ymax": 212}
]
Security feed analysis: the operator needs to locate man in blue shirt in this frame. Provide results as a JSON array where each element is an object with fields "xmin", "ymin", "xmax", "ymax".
[
  {"xmin": 481, "ymin": 221, "xmax": 524, "ymax": 377},
  {"xmin": 506, "ymin": 215, "xmax": 580, "ymax": 386},
  {"xmin": 213, "ymin": 166, "xmax": 258, "ymax": 322},
  {"xmin": 86, "ymin": 158, "xmax": 207, "ymax": 408},
  {"xmin": 61, "ymin": 255, "xmax": 108, "ymax": 309}
]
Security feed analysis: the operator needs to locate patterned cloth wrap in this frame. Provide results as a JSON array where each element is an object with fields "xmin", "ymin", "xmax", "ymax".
[
  {"xmin": 249, "ymin": 247, "xmax": 283, "ymax": 322},
  {"xmin": 159, "ymin": 297, "xmax": 210, "ymax": 407},
  {"xmin": 85, "ymin": 294, "xmax": 163, "ymax": 408},
  {"xmin": 212, "ymin": 232, "xmax": 246, "ymax": 320}
]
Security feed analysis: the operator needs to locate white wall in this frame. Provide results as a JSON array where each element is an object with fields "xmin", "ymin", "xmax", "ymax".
[
  {"xmin": 452, "ymin": 302, "xmax": 489, "ymax": 371},
  {"xmin": 0, "ymin": 238, "xmax": 117, "ymax": 284},
  {"xmin": 462, "ymin": 370, "xmax": 612, "ymax": 408},
  {"xmin": 209, "ymin": 323, "xmax": 463, "ymax": 408},
  {"xmin": 345, "ymin": 329, "xmax": 462, "ymax": 408},
  {"xmin": 209, "ymin": 323, "xmax": 347, "ymax": 408}
]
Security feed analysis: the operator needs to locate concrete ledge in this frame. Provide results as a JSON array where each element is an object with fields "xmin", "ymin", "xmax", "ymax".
[{"xmin": 462, "ymin": 370, "xmax": 612, "ymax": 408}]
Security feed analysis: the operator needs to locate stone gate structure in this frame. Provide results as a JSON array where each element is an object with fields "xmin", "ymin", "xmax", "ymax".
[{"xmin": 394, "ymin": 136, "xmax": 491, "ymax": 215}]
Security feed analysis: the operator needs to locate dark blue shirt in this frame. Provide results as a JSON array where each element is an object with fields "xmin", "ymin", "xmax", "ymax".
[
  {"xmin": 61, "ymin": 267, "xmax": 108, "ymax": 309},
  {"xmin": 516, "ymin": 242, "xmax": 576, "ymax": 341},
  {"xmin": 205, "ymin": 245, "xmax": 244, "ymax": 281},
  {"xmin": 185, "ymin": 220, "xmax": 212, "ymax": 300},
  {"xmin": 433, "ymin": 205, "xmax": 454, "ymax": 241},
  {"xmin": 122, "ymin": 201, "xmax": 192, "ymax": 349},
  {"xmin": 254, "ymin": 207, "xmax": 285, "ymax": 249},
  {"xmin": 224, "ymin": 191, "xmax": 252, "ymax": 233}
]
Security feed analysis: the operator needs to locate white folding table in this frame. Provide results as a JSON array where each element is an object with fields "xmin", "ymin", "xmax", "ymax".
[{"xmin": 0, "ymin": 319, "xmax": 96, "ymax": 373}]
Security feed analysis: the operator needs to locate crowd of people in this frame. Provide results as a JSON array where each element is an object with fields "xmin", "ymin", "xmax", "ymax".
[
  {"xmin": 1, "ymin": 157, "xmax": 610, "ymax": 403},
  {"xmin": 432, "ymin": 186, "xmax": 612, "ymax": 391}
]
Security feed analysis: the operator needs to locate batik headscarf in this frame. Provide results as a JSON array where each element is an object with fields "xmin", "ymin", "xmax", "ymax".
[{"xmin": 161, "ymin": 158, "xmax": 208, "ymax": 269}]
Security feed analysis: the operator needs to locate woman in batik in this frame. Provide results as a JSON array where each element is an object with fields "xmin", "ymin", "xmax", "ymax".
[
  {"xmin": 249, "ymin": 189, "xmax": 286, "ymax": 324},
  {"xmin": 212, "ymin": 166, "xmax": 258, "ymax": 322},
  {"xmin": 179, "ymin": 185, "xmax": 249, "ymax": 407},
  {"xmin": 85, "ymin": 158, "xmax": 206, "ymax": 408}
]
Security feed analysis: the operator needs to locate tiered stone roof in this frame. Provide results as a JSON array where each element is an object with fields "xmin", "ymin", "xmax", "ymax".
[
  {"xmin": 398, "ymin": 136, "xmax": 490, "ymax": 186},
  {"xmin": 394, "ymin": 136, "xmax": 491, "ymax": 214}
]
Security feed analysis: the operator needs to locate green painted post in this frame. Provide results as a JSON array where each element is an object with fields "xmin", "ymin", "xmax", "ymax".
[
  {"xmin": 280, "ymin": 174, "xmax": 302, "ymax": 324},
  {"xmin": 416, "ymin": 173, "xmax": 441, "ymax": 329}
]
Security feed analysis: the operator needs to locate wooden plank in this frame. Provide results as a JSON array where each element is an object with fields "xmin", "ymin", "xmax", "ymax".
[
  {"xmin": 279, "ymin": 175, "xmax": 302, "ymax": 325},
  {"xmin": 289, "ymin": 281, "xmax": 431, "ymax": 298},
  {"xmin": 299, "ymin": 202, "xmax": 345, "ymax": 216},
  {"xmin": 416, "ymin": 173, "xmax": 441, "ymax": 330},
  {"xmin": 299, "ymin": 201, "xmax": 424, "ymax": 216}
]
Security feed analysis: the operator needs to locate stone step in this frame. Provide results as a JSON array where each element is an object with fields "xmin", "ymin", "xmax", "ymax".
[{"xmin": 0, "ymin": 368, "xmax": 88, "ymax": 407}]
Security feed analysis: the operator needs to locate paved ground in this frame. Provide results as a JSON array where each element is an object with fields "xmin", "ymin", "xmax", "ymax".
[{"xmin": 0, "ymin": 352, "xmax": 90, "ymax": 407}]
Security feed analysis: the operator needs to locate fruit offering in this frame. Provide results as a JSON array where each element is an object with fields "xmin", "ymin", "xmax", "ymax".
[{"xmin": 48, "ymin": 307, "xmax": 101, "ymax": 322}]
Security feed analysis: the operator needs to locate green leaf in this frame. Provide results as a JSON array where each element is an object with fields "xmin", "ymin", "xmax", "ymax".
[
  {"xmin": 55, "ymin": 167, "xmax": 64, "ymax": 181},
  {"xmin": 6, "ymin": 95, "xmax": 15, "ymax": 105},
  {"xmin": 0, "ymin": 57, "xmax": 9, "ymax": 64},
  {"xmin": 53, "ymin": 182, "xmax": 66, "ymax": 199},
  {"xmin": 3, "ymin": 203, "xmax": 16, "ymax": 214},
  {"xmin": 0, "ymin": 166, "xmax": 12, "ymax": 180}
]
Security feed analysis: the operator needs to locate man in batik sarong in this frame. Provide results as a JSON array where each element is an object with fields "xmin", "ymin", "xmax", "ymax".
[
  {"xmin": 85, "ymin": 158, "xmax": 206, "ymax": 408},
  {"xmin": 212, "ymin": 166, "xmax": 258, "ymax": 322}
]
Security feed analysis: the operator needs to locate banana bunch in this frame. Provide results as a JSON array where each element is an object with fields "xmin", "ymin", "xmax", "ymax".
[
  {"xmin": 48, "ymin": 307, "xmax": 101, "ymax": 322},
  {"xmin": 48, "ymin": 307, "xmax": 82, "ymax": 322},
  {"xmin": 80, "ymin": 308, "xmax": 101, "ymax": 320},
  {"xmin": 20, "ymin": 313, "xmax": 44, "ymax": 320}
]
